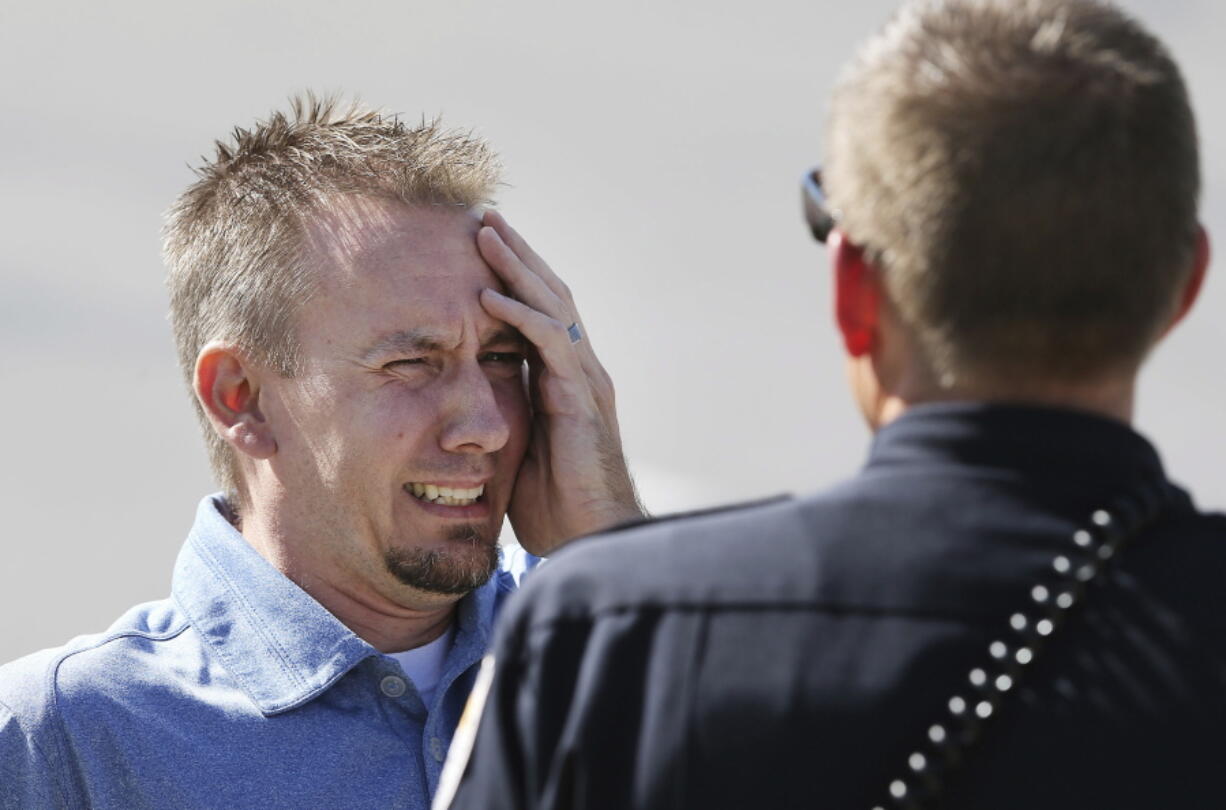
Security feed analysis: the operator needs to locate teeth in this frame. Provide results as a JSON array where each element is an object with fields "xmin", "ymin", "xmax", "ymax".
[{"xmin": 406, "ymin": 483, "xmax": 485, "ymax": 506}]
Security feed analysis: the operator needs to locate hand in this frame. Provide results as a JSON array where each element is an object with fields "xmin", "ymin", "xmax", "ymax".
[{"xmin": 476, "ymin": 209, "xmax": 645, "ymax": 555}]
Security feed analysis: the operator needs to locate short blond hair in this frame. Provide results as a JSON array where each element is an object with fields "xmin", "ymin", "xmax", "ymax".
[
  {"xmin": 825, "ymin": 0, "xmax": 1200, "ymax": 388},
  {"xmin": 164, "ymin": 94, "xmax": 501, "ymax": 499}
]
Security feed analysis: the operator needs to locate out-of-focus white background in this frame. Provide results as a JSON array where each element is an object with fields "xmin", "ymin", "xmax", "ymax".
[{"xmin": 2, "ymin": 0, "xmax": 1223, "ymax": 663}]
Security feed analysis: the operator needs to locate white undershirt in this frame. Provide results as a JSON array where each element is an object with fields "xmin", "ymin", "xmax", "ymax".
[{"xmin": 388, "ymin": 623, "xmax": 456, "ymax": 709}]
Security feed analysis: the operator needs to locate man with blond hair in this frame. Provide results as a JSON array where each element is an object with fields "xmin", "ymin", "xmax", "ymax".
[
  {"xmin": 0, "ymin": 96, "xmax": 642, "ymax": 809},
  {"xmin": 443, "ymin": 1, "xmax": 1226, "ymax": 808}
]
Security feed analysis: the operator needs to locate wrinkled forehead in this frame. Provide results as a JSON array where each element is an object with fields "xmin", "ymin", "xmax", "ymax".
[{"xmin": 293, "ymin": 194, "xmax": 507, "ymax": 351}]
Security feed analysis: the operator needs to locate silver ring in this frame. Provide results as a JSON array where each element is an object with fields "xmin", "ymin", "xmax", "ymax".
[{"xmin": 567, "ymin": 322, "xmax": 583, "ymax": 344}]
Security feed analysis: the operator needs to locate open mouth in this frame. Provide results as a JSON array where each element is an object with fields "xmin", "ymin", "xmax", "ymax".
[{"xmin": 405, "ymin": 483, "xmax": 485, "ymax": 507}]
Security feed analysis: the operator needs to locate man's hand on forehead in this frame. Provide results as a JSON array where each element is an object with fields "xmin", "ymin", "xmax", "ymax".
[{"xmin": 475, "ymin": 209, "xmax": 643, "ymax": 554}]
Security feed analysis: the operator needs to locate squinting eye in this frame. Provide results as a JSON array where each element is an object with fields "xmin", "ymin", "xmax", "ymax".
[
  {"xmin": 481, "ymin": 352, "xmax": 526, "ymax": 366},
  {"xmin": 384, "ymin": 358, "xmax": 426, "ymax": 370}
]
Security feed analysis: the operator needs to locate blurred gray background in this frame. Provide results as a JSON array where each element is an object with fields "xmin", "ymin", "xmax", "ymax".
[{"xmin": 2, "ymin": 0, "xmax": 1223, "ymax": 663}]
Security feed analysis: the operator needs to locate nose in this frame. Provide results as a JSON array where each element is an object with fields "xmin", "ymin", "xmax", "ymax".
[{"xmin": 438, "ymin": 362, "xmax": 512, "ymax": 454}]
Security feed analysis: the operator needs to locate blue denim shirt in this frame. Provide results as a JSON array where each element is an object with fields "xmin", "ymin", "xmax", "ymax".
[{"xmin": 0, "ymin": 495, "xmax": 530, "ymax": 809}]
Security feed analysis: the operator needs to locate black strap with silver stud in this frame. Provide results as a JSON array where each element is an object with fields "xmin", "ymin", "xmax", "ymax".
[{"xmin": 871, "ymin": 483, "xmax": 1171, "ymax": 810}]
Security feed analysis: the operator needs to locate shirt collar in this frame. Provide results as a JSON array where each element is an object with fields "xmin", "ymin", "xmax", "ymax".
[
  {"xmin": 171, "ymin": 495, "xmax": 500, "ymax": 716},
  {"xmin": 866, "ymin": 402, "xmax": 1167, "ymax": 492}
]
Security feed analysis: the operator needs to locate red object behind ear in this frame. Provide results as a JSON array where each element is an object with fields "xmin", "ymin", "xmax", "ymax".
[{"xmin": 831, "ymin": 231, "xmax": 881, "ymax": 358}]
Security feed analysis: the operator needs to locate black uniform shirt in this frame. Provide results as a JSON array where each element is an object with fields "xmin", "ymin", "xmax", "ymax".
[{"xmin": 448, "ymin": 404, "xmax": 1226, "ymax": 810}]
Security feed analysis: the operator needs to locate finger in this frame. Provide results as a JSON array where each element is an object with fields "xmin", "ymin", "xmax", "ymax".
[
  {"xmin": 477, "ymin": 226, "xmax": 572, "ymax": 325},
  {"xmin": 479, "ymin": 225, "xmax": 610, "ymax": 407},
  {"xmin": 477, "ymin": 214, "xmax": 609, "ymax": 397},
  {"xmin": 482, "ymin": 209, "xmax": 574, "ymax": 309},
  {"xmin": 485, "ymin": 286, "xmax": 619, "ymax": 453},
  {"xmin": 480, "ymin": 288, "xmax": 586, "ymax": 384}
]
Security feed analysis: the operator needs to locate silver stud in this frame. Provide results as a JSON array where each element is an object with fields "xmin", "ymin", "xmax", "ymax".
[
  {"xmin": 1073, "ymin": 529, "xmax": 1093, "ymax": 547},
  {"xmin": 1031, "ymin": 584, "xmax": 1049, "ymax": 603},
  {"xmin": 969, "ymin": 668, "xmax": 987, "ymax": 687},
  {"xmin": 1010, "ymin": 613, "xmax": 1028, "ymax": 631},
  {"xmin": 949, "ymin": 695, "xmax": 967, "ymax": 715},
  {"xmin": 929, "ymin": 724, "xmax": 947, "ymax": 744},
  {"xmin": 1053, "ymin": 555, "xmax": 1071, "ymax": 574},
  {"xmin": 1016, "ymin": 647, "xmax": 1034, "ymax": 665},
  {"xmin": 1076, "ymin": 564, "xmax": 1097, "ymax": 582},
  {"xmin": 975, "ymin": 700, "xmax": 994, "ymax": 718},
  {"xmin": 995, "ymin": 674, "xmax": 1013, "ymax": 692},
  {"xmin": 989, "ymin": 641, "xmax": 1008, "ymax": 659},
  {"xmin": 1055, "ymin": 592, "xmax": 1074, "ymax": 609},
  {"xmin": 1092, "ymin": 509, "xmax": 1111, "ymax": 526},
  {"xmin": 909, "ymin": 752, "xmax": 927, "ymax": 772},
  {"xmin": 890, "ymin": 779, "xmax": 908, "ymax": 799},
  {"xmin": 1036, "ymin": 618, "xmax": 1054, "ymax": 636},
  {"xmin": 1097, "ymin": 544, "xmax": 1115, "ymax": 561}
]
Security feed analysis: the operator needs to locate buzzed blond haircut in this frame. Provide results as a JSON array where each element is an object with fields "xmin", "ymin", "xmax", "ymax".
[
  {"xmin": 824, "ymin": 0, "xmax": 1200, "ymax": 388},
  {"xmin": 164, "ymin": 94, "xmax": 501, "ymax": 501}
]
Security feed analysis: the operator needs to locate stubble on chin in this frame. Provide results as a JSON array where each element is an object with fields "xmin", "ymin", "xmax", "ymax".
[{"xmin": 382, "ymin": 523, "xmax": 500, "ymax": 596}]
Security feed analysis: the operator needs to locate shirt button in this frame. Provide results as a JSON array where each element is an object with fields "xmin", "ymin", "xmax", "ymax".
[
  {"xmin": 380, "ymin": 675, "xmax": 407, "ymax": 698},
  {"xmin": 430, "ymin": 737, "xmax": 445, "ymax": 762}
]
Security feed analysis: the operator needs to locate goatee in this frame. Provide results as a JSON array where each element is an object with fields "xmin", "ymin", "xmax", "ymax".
[{"xmin": 382, "ymin": 523, "xmax": 499, "ymax": 595}]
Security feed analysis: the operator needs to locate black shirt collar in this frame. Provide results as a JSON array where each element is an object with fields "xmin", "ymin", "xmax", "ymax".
[{"xmin": 866, "ymin": 402, "xmax": 1166, "ymax": 493}]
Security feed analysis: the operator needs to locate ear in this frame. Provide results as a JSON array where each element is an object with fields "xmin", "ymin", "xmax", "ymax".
[
  {"xmin": 194, "ymin": 342, "xmax": 278, "ymax": 461},
  {"xmin": 1163, "ymin": 224, "xmax": 1210, "ymax": 336},
  {"xmin": 829, "ymin": 229, "xmax": 882, "ymax": 357}
]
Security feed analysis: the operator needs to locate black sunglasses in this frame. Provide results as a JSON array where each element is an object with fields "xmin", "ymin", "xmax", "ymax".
[{"xmin": 801, "ymin": 167, "xmax": 835, "ymax": 243}]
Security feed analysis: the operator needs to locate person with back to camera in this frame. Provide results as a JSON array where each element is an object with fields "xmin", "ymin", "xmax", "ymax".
[{"xmin": 439, "ymin": 0, "xmax": 1226, "ymax": 807}]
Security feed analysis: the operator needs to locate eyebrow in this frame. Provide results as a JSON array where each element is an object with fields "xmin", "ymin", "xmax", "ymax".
[{"xmin": 360, "ymin": 326, "xmax": 525, "ymax": 363}]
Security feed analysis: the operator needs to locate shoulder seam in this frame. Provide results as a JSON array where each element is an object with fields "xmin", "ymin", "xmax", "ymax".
[
  {"xmin": 596, "ymin": 494, "xmax": 793, "ymax": 537},
  {"xmin": 521, "ymin": 600, "xmax": 987, "ymax": 630},
  {"xmin": 41, "ymin": 619, "xmax": 193, "ymax": 806},
  {"xmin": 50, "ymin": 620, "xmax": 194, "ymax": 668}
]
